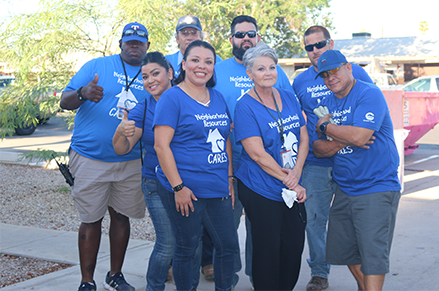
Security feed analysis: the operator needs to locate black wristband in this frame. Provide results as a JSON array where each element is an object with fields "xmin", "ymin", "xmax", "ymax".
[
  {"xmin": 77, "ymin": 86, "xmax": 85, "ymax": 101},
  {"xmin": 172, "ymin": 182, "xmax": 184, "ymax": 192},
  {"xmin": 228, "ymin": 175, "xmax": 236, "ymax": 183}
]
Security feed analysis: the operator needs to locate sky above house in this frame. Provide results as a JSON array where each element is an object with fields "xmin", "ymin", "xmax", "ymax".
[
  {"xmin": 328, "ymin": 0, "xmax": 438, "ymax": 39},
  {"xmin": 1, "ymin": 0, "xmax": 437, "ymax": 40}
]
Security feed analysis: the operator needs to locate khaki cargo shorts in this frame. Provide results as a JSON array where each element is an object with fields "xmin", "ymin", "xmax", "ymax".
[{"xmin": 69, "ymin": 150, "xmax": 145, "ymax": 223}]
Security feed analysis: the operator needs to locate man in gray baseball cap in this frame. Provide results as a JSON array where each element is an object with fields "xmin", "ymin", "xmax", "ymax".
[{"xmin": 166, "ymin": 15, "xmax": 221, "ymax": 76}]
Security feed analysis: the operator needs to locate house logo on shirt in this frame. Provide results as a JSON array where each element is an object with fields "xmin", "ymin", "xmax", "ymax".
[
  {"xmin": 283, "ymin": 132, "xmax": 299, "ymax": 167},
  {"xmin": 206, "ymin": 128, "xmax": 228, "ymax": 164},
  {"xmin": 112, "ymin": 88, "xmax": 138, "ymax": 119},
  {"xmin": 207, "ymin": 128, "xmax": 225, "ymax": 153}
]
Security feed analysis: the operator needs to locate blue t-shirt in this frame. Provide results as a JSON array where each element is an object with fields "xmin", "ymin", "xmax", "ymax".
[
  {"xmin": 64, "ymin": 54, "xmax": 149, "ymax": 162},
  {"xmin": 165, "ymin": 50, "xmax": 222, "ymax": 77},
  {"xmin": 128, "ymin": 95, "xmax": 158, "ymax": 179},
  {"xmin": 214, "ymin": 57, "xmax": 296, "ymax": 165},
  {"xmin": 153, "ymin": 86, "xmax": 231, "ymax": 198},
  {"xmin": 293, "ymin": 63, "xmax": 372, "ymax": 167},
  {"xmin": 234, "ymin": 88, "xmax": 306, "ymax": 202},
  {"xmin": 320, "ymin": 80, "xmax": 401, "ymax": 195}
]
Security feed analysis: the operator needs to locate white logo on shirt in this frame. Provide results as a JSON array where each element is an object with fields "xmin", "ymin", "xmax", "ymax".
[
  {"xmin": 283, "ymin": 132, "xmax": 299, "ymax": 168},
  {"xmin": 207, "ymin": 128, "xmax": 225, "ymax": 153},
  {"xmin": 365, "ymin": 112, "xmax": 374, "ymax": 121},
  {"xmin": 306, "ymin": 84, "xmax": 331, "ymax": 99},
  {"xmin": 112, "ymin": 88, "xmax": 139, "ymax": 119},
  {"xmin": 207, "ymin": 128, "xmax": 228, "ymax": 164}
]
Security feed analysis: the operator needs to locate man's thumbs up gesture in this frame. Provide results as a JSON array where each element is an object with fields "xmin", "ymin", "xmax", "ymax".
[{"xmin": 82, "ymin": 74, "xmax": 104, "ymax": 103}]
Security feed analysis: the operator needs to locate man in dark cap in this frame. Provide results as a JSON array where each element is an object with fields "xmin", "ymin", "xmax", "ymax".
[
  {"xmin": 166, "ymin": 15, "xmax": 221, "ymax": 76},
  {"xmin": 60, "ymin": 22, "xmax": 150, "ymax": 291},
  {"xmin": 313, "ymin": 49, "xmax": 401, "ymax": 291}
]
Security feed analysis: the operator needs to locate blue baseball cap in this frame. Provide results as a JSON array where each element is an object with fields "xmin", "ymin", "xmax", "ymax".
[
  {"xmin": 121, "ymin": 22, "xmax": 149, "ymax": 43},
  {"xmin": 176, "ymin": 15, "xmax": 202, "ymax": 31},
  {"xmin": 316, "ymin": 50, "xmax": 348, "ymax": 79}
]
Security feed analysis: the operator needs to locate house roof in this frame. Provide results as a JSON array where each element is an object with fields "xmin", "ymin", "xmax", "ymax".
[{"xmin": 334, "ymin": 37, "xmax": 439, "ymax": 58}]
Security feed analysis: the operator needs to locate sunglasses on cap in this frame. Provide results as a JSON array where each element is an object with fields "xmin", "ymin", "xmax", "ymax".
[
  {"xmin": 123, "ymin": 29, "xmax": 148, "ymax": 38},
  {"xmin": 319, "ymin": 63, "xmax": 347, "ymax": 78},
  {"xmin": 233, "ymin": 31, "xmax": 257, "ymax": 39},
  {"xmin": 305, "ymin": 39, "xmax": 330, "ymax": 52}
]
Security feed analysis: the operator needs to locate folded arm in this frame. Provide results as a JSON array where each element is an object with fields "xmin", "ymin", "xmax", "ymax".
[{"xmin": 314, "ymin": 114, "xmax": 375, "ymax": 158}]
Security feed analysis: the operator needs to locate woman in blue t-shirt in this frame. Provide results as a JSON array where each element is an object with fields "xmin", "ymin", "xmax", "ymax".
[
  {"xmin": 234, "ymin": 42, "xmax": 308, "ymax": 291},
  {"xmin": 113, "ymin": 51, "xmax": 175, "ymax": 291},
  {"xmin": 153, "ymin": 40, "xmax": 238, "ymax": 291}
]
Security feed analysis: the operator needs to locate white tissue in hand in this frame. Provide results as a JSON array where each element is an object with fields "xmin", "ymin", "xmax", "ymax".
[{"xmin": 282, "ymin": 188, "xmax": 298, "ymax": 208}]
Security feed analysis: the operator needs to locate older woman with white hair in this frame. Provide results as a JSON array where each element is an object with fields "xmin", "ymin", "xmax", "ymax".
[{"xmin": 233, "ymin": 42, "xmax": 309, "ymax": 291}]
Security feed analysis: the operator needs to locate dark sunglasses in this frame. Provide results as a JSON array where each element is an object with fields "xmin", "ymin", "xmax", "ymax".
[
  {"xmin": 319, "ymin": 63, "xmax": 347, "ymax": 78},
  {"xmin": 305, "ymin": 39, "xmax": 330, "ymax": 52},
  {"xmin": 233, "ymin": 31, "xmax": 257, "ymax": 39},
  {"xmin": 123, "ymin": 29, "xmax": 148, "ymax": 38}
]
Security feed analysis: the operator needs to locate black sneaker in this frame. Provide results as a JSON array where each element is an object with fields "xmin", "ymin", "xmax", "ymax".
[
  {"xmin": 78, "ymin": 280, "xmax": 97, "ymax": 291},
  {"xmin": 104, "ymin": 272, "xmax": 135, "ymax": 291}
]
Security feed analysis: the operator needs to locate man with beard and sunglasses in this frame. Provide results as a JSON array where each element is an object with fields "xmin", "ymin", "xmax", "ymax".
[
  {"xmin": 214, "ymin": 15, "xmax": 294, "ymax": 288},
  {"xmin": 60, "ymin": 22, "xmax": 150, "ymax": 291},
  {"xmin": 292, "ymin": 26, "xmax": 373, "ymax": 291}
]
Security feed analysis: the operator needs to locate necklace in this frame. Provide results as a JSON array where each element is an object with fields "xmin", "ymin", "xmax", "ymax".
[
  {"xmin": 336, "ymin": 79, "xmax": 356, "ymax": 125},
  {"xmin": 336, "ymin": 96, "xmax": 348, "ymax": 125},
  {"xmin": 181, "ymin": 82, "xmax": 210, "ymax": 105},
  {"xmin": 120, "ymin": 55, "xmax": 141, "ymax": 93},
  {"xmin": 254, "ymin": 87, "xmax": 285, "ymax": 145}
]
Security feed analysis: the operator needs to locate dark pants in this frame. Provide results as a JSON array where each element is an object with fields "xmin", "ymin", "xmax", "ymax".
[
  {"xmin": 238, "ymin": 180, "xmax": 306, "ymax": 291},
  {"xmin": 158, "ymin": 182, "xmax": 238, "ymax": 291}
]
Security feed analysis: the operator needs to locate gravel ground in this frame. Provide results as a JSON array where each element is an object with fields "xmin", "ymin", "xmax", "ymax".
[
  {"xmin": 0, "ymin": 162, "xmax": 155, "ymax": 288},
  {"xmin": 0, "ymin": 254, "xmax": 73, "ymax": 288}
]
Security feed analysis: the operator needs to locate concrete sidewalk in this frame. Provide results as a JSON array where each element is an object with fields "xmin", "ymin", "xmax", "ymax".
[{"xmin": 1, "ymin": 146, "xmax": 439, "ymax": 290}]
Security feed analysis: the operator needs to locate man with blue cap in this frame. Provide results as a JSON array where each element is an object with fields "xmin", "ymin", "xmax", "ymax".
[
  {"xmin": 313, "ymin": 50, "xmax": 401, "ymax": 291},
  {"xmin": 60, "ymin": 22, "xmax": 150, "ymax": 291},
  {"xmin": 292, "ymin": 26, "xmax": 374, "ymax": 291},
  {"xmin": 166, "ymin": 15, "xmax": 221, "ymax": 76}
]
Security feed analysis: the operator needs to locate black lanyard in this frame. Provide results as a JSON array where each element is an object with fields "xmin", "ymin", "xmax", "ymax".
[
  {"xmin": 254, "ymin": 87, "xmax": 285, "ymax": 145},
  {"xmin": 120, "ymin": 55, "xmax": 141, "ymax": 92}
]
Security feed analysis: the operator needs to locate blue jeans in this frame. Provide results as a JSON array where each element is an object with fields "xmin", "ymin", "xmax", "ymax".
[
  {"xmin": 302, "ymin": 165, "xmax": 336, "ymax": 278},
  {"xmin": 158, "ymin": 182, "xmax": 238, "ymax": 291},
  {"xmin": 142, "ymin": 177, "xmax": 174, "ymax": 291},
  {"xmin": 195, "ymin": 184, "xmax": 251, "ymax": 287}
]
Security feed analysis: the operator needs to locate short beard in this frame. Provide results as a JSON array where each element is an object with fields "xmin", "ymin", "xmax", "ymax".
[
  {"xmin": 233, "ymin": 45, "xmax": 246, "ymax": 61},
  {"xmin": 233, "ymin": 42, "xmax": 254, "ymax": 61}
]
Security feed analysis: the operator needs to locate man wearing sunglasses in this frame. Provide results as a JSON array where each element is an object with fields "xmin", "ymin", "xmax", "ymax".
[
  {"xmin": 166, "ymin": 15, "xmax": 222, "ymax": 77},
  {"xmin": 313, "ymin": 50, "xmax": 401, "ymax": 291},
  {"xmin": 213, "ymin": 15, "xmax": 294, "ymax": 288},
  {"xmin": 60, "ymin": 22, "xmax": 150, "ymax": 291},
  {"xmin": 292, "ymin": 26, "xmax": 373, "ymax": 291}
]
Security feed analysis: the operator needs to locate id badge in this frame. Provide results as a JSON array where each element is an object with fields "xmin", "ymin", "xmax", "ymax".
[{"xmin": 280, "ymin": 149, "xmax": 293, "ymax": 169}]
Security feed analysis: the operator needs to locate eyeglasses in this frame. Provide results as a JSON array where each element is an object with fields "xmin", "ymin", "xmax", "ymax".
[
  {"xmin": 319, "ymin": 63, "xmax": 347, "ymax": 78},
  {"xmin": 304, "ymin": 39, "xmax": 330, "ymax": 52},
  {"xmin": 233, "ymin": 31, "xmax": 257, "ymax": 39},
  {"xmin": 123, "ymin": 29, "xmax": 148, "ymax": 38},
  {"xmin": 179, "ymin": 29, "xmax": 199, "ymax": 36}
]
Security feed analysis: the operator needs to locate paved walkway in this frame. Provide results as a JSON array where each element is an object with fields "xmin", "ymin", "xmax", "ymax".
[{"xmin": 1, "ymin": 144, "xmax": 439, "ymax": 290}]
